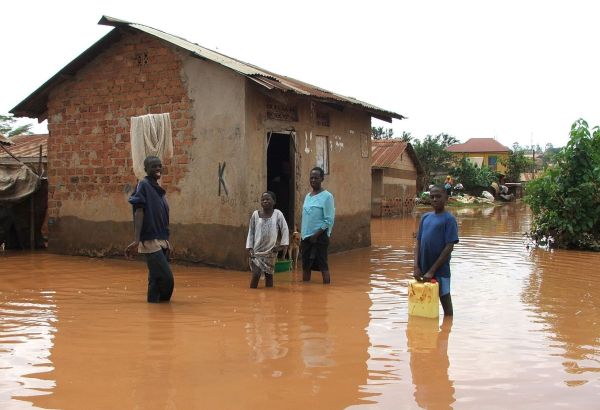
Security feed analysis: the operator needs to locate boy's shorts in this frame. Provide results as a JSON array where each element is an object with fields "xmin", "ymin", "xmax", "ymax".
[{"xmin": 437, "ymin": 276, "xmax": 451, "ymax": 296}]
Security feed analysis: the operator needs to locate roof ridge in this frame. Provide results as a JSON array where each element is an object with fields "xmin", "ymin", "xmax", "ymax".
[
  {"xmin": 98, "ymin": 16, "xmax": 403, "ymax": 120},
  {"xmin": 447, "ymin": 137, "xmax": 511, "ymax": 152},
  {"xmin": 12, "ymin": 16, "xmax": 405, "ymax": 122}
]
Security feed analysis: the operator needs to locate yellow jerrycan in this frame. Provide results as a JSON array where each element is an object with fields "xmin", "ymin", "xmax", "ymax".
[{"xmin": 408, "ymin": 279, "xmax": 439, "ymax": 318}]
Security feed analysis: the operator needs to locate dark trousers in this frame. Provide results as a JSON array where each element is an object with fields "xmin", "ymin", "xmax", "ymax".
[
  {"xmin": 301, "ymin": 235, "xmax": 331, "ymax": 284},
  {"xmin": 250, "ymin": 267, "xmax": 273, "ymax": 288},
  {"xmin": 145, "ymin": 249, "xmax": 174, "ymax": 303}
]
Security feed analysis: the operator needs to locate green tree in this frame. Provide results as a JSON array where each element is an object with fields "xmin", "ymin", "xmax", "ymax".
[
  {"xmin": 541, "ymin": 143, "xmax": 562, "ymax": 168},
  {"xmin": 513, "ymin": 142, "xmax": 542, "ymax": 154},
  {"xmin": 412, "ymin": 133, "xmax": 459, "ymax": 188},
  {"xmin": 0, "ymin": 114, "xmax": 34, "ymax": 137},
  {"xmin": 371, "ymin": 126, "xmax": 394, "ymax": 140},
  {"xmin": 502, "ymin": 148, "xmax": 534, "ymax": 182},
  {"xmin": 399, "ymin": 131, "xmax": 412, "ymax": 142},
  {"xmin": 450, "ymin": 157, "xmax": 496, "ymax": 188},
  {"xmin": 525, "ymin": 119, "xmax": 600, "ymax": 250}
]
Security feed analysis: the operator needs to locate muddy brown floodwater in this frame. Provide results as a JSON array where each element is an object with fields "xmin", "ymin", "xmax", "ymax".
[{"xmin": 1, "ymin": 203, "xmax": 599, "ymax": 409}]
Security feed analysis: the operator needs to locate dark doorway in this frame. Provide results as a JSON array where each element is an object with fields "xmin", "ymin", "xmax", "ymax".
[
  {"xmin": 267, "ymin": 132, "xmax": 295, "ymax": 230},
  {"xmin": 0, "ymin": 179, "xmax": 48, "ymax": 249}
]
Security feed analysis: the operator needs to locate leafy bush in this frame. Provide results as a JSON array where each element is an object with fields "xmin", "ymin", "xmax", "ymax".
[
  {"xmin": 413, "ymin": 133, "xmax": 458, "ymax": 188},
  {"xmin": 524, "ymin": 119, "xmax": 600, "ymax": 250},
  {"xmin": 502, "ymin": 150, "xmax": 534, "ymax": 182},
  {"xmin": 450, "ymin": 157, "xmax": 496, "ymax": 188}
]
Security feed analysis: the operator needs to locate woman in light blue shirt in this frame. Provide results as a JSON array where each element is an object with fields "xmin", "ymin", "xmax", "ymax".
[{"xmin": 301, "ymin": 167, "xmax": 335, "ymax": 284}]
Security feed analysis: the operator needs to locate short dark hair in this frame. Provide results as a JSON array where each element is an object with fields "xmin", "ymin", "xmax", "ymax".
[
  {"xmin": 262, "ymin": 191, "xmax": 277, "ymax": 202},
  {"xmin": 311, "ymin": 167, "xmax": 325, "ymax": 178},
  {"xmin": 430, "ymin": 184, "xmax": 447, "ymax": 195},
  {"xmin": 144, "ymin": 156, "xmax": 161, "ymax": 169}
]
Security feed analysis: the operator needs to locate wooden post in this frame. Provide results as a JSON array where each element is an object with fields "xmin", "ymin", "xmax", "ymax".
[
  {"xmin": 28, "ymin": 145, "xmax": 43, "ymax": 251},
  {"xmin": 30, "ymin": 195, "xmax": 35, "ymax": 250},
  {"xmin": 37, "ymin": 145, "xmax": 43, "ymax": 176}
]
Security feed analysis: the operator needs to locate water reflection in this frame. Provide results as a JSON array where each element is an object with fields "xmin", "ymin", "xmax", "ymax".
[
  {"xmin": 1, "ymin": 203, "xmax": 600, "ymax": 408},
  {"xmin": 522, "ymin": 249, "xmax": 600, "ymax": 387},
  {"xmin": 0, "ymin": 255, "xmax": 373, "ymax": 409},
  {"xmin": 363, "ymin": 203, "xmax": 600, "ymax": 408},
  {"xmin": 0, "ymin": 289, "xmax": 56, "ymax": 409},
  {"xmin": 300, "ymin": 286, "xmax": 334, "ymax": 370},
  {"xmin": 245, "ymin": 292, "xmax": 289, "ymax": 364},
  {"xmin": 136, "ymin": 304, "xmax": 177, "ymax": 408},
  {"xmin": 407, "ymin": 317, "xmax": 454, "ymax": 410}
]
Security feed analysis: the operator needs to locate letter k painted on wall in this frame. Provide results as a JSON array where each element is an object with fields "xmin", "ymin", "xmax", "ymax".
[{"xmin": 218, "ymin": 162, "xmax": 228, "ymax": 196}]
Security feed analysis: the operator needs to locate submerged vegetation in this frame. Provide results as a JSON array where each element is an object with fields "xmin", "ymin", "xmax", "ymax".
[{"xmin": 525, "ymin": 119, "xmax": 600, "ymax": 250}]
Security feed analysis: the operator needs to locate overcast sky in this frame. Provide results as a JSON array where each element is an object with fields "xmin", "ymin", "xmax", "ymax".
[{"xmin": 2, "ymin": 0, "xmax": 598, "ymax": 148}]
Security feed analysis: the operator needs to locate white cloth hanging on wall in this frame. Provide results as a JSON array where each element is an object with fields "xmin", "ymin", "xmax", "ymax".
[{"xmin": 130, "ymin": 113, "xmax": 173, "ymax": 180}]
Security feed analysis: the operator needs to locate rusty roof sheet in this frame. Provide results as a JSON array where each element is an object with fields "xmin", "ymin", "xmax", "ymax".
[
  {"xmin": 0, "ymin": 134, "xmax": 47, "ymax": 161},
  {"xmin": 371, "ymin": 139, "xmax": 423, "ymax": 175},
  {"xmin": 0, "ymin": 134, "xmax": 13, "ymax": 145},
  {"xmin": 109, "ymin": 17, "xmax": 405, "ymax": 122},
  {"xmin": 372, "ymin": 140, "xmax": 408, "ymax": 168},
  {"xmin": 11, "ymin": 16, "xmax": 405, "ymax": 123},
  {"xmin": 447, "ymin": 138, "xmax": 511, "ymax": 153}
]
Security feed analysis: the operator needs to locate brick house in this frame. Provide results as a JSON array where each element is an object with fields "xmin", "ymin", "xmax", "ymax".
[
  {"xmin": 11, "ymin": 16, "xmax": 404, "ymax": 269},
  {"xmin": 371, "ymin": 140, "xmax": 423, "ymax": 216}
]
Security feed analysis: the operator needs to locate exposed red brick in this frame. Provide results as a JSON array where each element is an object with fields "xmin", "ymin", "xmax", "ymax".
[{"xmin": 46, "ymin": 32, "xmax": 193, "ymax": 220}]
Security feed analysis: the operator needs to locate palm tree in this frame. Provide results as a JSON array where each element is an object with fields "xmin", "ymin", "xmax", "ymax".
[{"xmin": 0, "ymin": 114, "xmax": 34, "ymax": 137}]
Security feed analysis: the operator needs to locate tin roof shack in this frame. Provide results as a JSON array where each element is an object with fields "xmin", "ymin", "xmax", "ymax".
[
  {"xmin": 11, "ymin": 16, "xmax": 404, "ymax": 269},
  {"xmin": 0, "ymin": 134, "xmax": 48, "ymax": 249},
  {"xmin": 447, "ymin": 138, "xmax": 511, "ymax": 174},
  {"xmin": 371, "ymin": 140, "xmax": 423, "ymax": 217}
]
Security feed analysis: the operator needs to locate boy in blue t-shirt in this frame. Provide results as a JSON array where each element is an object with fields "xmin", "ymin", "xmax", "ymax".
[{"xmin": 414, "ymin": 185, "xmax": 459, "ymax": 316}]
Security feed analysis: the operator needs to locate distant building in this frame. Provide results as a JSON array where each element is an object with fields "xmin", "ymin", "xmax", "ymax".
[
  {"xmin": 447, "ymin": 138, "xmax": 511, "ymax": 173},
  {"xmin": 371, "ymin": 140, "xmax": 423, "ymax": 217}
]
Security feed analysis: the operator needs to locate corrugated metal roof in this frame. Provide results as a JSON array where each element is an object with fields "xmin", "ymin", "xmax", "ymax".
[
  {"xmin": 108, "ymin": 17, "xmax": 404, "ymax": 122},
  {"xmin": 372, "ymin": 140, "xmax": 408, "ymax": 168},
  {"xmin": 371, "ymin": 139, "xmax": 423, "ymax": 175},
  {"xmin": 447, "ymin": 138, "xmax": 511, "ymax": 153},
  {"xmin": 0, "ymin": 134, "xmax": 47, "ymax": 162},
  {"xmin": 11, "ymin": 16, "xmax": 405, "ymax": 123},
  {"xmin": 0, "ymin": 134, "xmax": 13, "ymax": 145}
]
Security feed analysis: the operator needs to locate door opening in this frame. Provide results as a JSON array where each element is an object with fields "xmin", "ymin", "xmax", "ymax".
[{"xmin": 267, "ymin": 133, "xmax": 295, "ymax": 230}]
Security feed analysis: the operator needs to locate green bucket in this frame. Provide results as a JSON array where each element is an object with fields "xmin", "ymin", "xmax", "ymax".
[{"xmin": 274, "ymin": 259, "xmax": 292, "ymax": 272}]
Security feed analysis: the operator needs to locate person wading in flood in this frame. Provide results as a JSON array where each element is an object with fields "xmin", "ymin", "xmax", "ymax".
[
  {"xmin": 246, "ymin": 191, "xmax": 289, "ymax": 288},
  {"xmin": 414, "ymin": 185, "xmax": 459, "ymax": 316},
  {"xmin": 125, "ymin": 156, "xmax": 174, "ymax": 303},
  {"xmin": 300, "ymin": 166, "xmax": 335, "ymax": 284}
]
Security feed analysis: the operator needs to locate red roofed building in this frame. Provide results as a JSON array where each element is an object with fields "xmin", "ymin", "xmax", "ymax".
[
  {"xmin": 371, "ymin": 140, "xmax": 423, "ymax": 216},
  {"xmin": 447, "ymin": 138, "xmax": 511, "ymax": 173}
]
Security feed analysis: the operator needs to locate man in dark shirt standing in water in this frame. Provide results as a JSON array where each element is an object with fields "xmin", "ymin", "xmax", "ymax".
[{"xmin": 125, "ymin": 156, "xmax": 174, "ymax": 303}]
